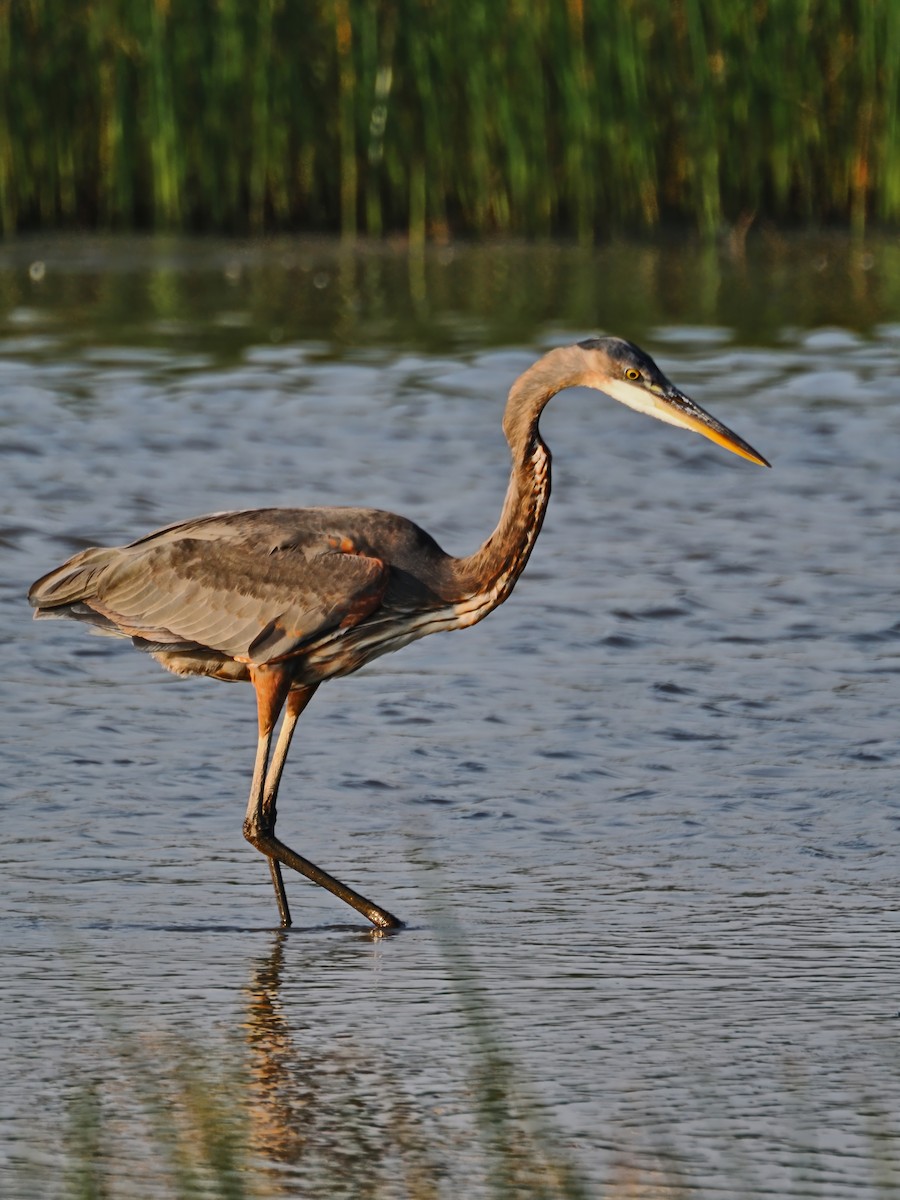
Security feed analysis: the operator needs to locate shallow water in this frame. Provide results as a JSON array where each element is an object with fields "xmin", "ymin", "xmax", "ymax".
[{"xmin": 2, "ymin": 235, "xmax": 900, "ymax": 1197}]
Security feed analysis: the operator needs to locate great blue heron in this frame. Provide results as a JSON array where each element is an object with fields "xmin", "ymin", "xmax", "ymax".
[{"xmin": 29, "ymin": 337, "xmax": 769, "ymax": 930}]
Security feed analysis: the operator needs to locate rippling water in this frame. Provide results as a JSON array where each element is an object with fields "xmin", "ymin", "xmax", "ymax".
[{"xmin": 2, "ymin": 236, "xmax": 900, "ymax": 1197}]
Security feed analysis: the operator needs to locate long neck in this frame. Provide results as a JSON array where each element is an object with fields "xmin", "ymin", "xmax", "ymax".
[{"xmin": 451, "ymin": 346, "xmax": 584, "ymax": 620}]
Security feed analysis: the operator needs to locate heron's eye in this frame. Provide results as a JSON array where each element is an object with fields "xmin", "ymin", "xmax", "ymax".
[{"xmin": 624, "ymin": 367, "xmax": 641, "ymax": 381}]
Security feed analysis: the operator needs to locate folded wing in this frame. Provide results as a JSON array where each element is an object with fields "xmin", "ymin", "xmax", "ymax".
[{"xmin": 29, "ymin": 512, "xmax": 390, "ymax": 667}]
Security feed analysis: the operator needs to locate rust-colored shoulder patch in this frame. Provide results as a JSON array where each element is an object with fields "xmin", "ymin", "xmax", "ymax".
[{"xmin": 327, "ymin": 534, "xmax": 358, "ymax": 554}]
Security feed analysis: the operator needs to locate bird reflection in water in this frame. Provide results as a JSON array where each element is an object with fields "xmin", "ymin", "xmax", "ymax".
[
  {"xmin": 241, "ymin": 933, "xmax": 307, "ymax": 1173},
  {"xmin": 240, "ymin": 934, "xmax": 437, "ymax": 1191}
]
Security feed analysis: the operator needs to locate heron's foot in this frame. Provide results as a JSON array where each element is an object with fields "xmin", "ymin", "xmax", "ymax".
[{"xmin": 243, "ymin": 821, "xmax": 404, "ymax": 930}]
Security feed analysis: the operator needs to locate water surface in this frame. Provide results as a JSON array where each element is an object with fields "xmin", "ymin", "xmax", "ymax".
[{"xmin": 2, "ymin": 235, "xmax": 899, "ymax": 1197}]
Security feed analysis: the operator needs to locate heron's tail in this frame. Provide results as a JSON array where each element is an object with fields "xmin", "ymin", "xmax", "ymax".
[{"xmin": 28, "ymin": 546, "xmax": 123, "ymax": 631}]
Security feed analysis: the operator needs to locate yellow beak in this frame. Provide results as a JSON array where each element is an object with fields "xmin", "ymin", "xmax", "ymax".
[{"xmin": 656, "ymin": 387, "xmax": 770, "ymax": 468}]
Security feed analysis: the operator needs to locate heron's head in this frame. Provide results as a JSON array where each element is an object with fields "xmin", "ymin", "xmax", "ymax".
[{"xmin": 576, "ymin": 336, "xmax": 770, "ymax": 467}]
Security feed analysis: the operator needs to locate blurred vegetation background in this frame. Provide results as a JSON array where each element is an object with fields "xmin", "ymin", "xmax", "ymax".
[{"xmin": 1, "ymin": 0, "xmax": 898, "ymax": 240}]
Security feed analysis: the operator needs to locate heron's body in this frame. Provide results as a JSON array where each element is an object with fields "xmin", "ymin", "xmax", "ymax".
[
  {"xmin": 43, "ymin": 506, "xmax": 473, "ymax": 685},
  {"xmin": 29, "ymin": 338, "xmax": 768, "ymax": 930}
]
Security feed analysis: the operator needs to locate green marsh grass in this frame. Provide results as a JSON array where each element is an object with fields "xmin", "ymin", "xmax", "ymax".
[{"xmin": 2, "ymin": 2, "xmax": 900, "ymax": 238}]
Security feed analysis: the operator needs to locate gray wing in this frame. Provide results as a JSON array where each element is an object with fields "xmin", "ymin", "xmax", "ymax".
[{"xmin": 30, "ymin": 511, "xmax": 391, "ymax": 666}]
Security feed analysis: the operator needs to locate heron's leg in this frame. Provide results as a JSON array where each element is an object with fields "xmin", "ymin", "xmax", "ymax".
[
  {"xmin": 243, "ymin": 666, "xmax": 403, "ymax": 931},
  {"xmin": 261, "ymin": 686, "xmax": 316, "ymax": 827},
  {"xmin": 259, "ymin": 686, "xmax": 318, "ymax": 928},
  {"xmin": 266, "ymin": 850, "xmax": 292, "ymax": 927},
  {"xmin": 245, "ymin": 710, "xmax": 292, "ymax": 927}
]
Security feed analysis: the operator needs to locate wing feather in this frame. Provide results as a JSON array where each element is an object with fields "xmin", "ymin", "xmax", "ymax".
[
  {"xmin": 101, "ymin": 545, "xmax": 388, "ymax": 663},
  {"xmin": 34, "ymin": 513, "xmax": 393, "ymax": 666}
]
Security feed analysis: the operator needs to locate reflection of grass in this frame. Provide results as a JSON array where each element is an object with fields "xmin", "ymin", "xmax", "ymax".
[
  {"xmin": 42, "ymin": 922, "xmax": 594, "ymax": 1200},
  {"xmin": 63, "ymin": 1041, "xmax": 249, "ymax": 1200},
  {"xmin": 56, "ymin": 1025, "xmax": 587, "ymax": 1200},
  {"xmin": 26, "ymin": 931, "xmax": 900, "ymax": 1200},
  {"xmin": 434, "ymin": 913, "xmax": 591, "ymax": 1200}
]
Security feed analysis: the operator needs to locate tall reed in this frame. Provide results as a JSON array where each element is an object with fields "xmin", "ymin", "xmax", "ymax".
[{"xmin": 2, "ymin": 1, "xmax": 898, "ymax": 238}]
